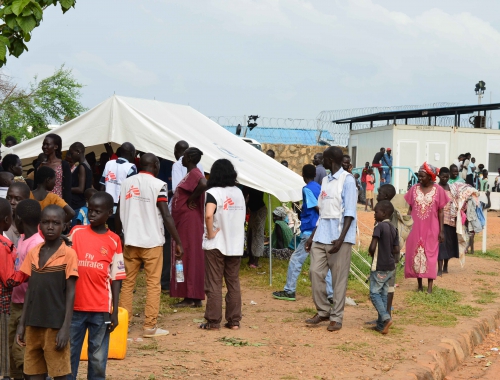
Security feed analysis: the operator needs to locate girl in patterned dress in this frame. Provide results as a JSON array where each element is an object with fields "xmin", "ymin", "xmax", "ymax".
[{"xmin": 404, "ymin": 163, "xmax": 449, "ymax": 293}]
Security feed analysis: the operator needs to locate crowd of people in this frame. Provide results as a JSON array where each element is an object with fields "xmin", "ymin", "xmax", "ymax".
[{"xmin": 0, "ymin": 134, "xmax": 493, "ymax": 379}]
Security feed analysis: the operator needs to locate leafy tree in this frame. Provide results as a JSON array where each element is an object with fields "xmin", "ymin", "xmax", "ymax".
[
  {"xmin": 0, "ymin": 0, "xmax": 76, "ymax": 67},
  {"xmin": 0, "ymin": 65, "xmax": 86, "ymax": 142}
]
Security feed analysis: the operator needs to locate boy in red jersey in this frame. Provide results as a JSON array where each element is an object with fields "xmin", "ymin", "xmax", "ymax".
[{"xmin": 68, "ymin": 191, "xmax": 126, "ymax": 380}]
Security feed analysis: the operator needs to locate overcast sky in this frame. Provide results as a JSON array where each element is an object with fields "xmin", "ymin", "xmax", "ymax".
[{"xmin": 4, "ymin": 0, "xmax": 500, "ymax": 122}]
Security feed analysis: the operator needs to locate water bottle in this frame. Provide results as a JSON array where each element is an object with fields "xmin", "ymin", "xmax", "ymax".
[{"xmin": 175, "ymin": 260, "xmax": 184, "ymax": 283}]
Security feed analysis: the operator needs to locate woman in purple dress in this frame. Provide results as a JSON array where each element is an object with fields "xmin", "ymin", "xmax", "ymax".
[
  {"xmin": 404, "ymin": 162, "xmax": 449, "ymax": 294},
  {"xmin": 170, "ymin": 147, "xmax": 207, "ymax": 307}
]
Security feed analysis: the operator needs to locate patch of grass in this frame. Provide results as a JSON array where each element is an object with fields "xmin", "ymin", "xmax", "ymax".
[
  {"xmin": 395, "ymin": 287, "xmax": 480, "ymax": 327},
  {"xmin": 138, "ymin": 340, "xmax": 158, "ymax": 351},
  {"xmin": 476, "ymin": 250, "xmax": 500, "ymax": 262},
  {"xmin": 475, "ymin": 270, "xmax": 498, "ymax": 276},
  {"xmin": 295, "ymin": 307, "xmax": 316, "ymax": 314},
  {"xmin": 218, "ymin": 336, "xmax": 265, "ymax": 347},
  {"xmin": 474, "ymin": 289, "xmax": 498, "ymax": 304},
  {"xmin": 282, "ymin": 317, "xmax": 294, "ymax": 323},
  {"xmin": 335, "ymin": 341, "xmax": 369, "ymax": 352}
]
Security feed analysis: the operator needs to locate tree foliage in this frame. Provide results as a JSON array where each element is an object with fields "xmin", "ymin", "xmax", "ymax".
[
  {"xmin": 0, "ymin": 65, "xmax": 86, "ymax": 142},
  {"xmin": 0, "ymin": 0, "xmax": 76, "ymax": 66}
]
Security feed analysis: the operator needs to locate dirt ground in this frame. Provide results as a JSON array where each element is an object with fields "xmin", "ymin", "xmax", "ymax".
[{"xmin": 77, "ymin": 209, "xmax": 500, "ymax": 380}]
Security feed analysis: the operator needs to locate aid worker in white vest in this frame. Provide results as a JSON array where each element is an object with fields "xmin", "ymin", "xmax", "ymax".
[
  {"xmin": 115, "ymin": 153, "xmax": 184, "ymax": 338},
  {"xmin": 305, "ymin": 146, "xmax": 357, "ymax": 332}
]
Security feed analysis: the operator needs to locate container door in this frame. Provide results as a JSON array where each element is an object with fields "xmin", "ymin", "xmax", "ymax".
[
  {"xmin": 426, "ymin": 142, "xmax": 448, "ymax": 169},
  {"xmin": 396, "ymin": 140, "xmax": 418, "ymax": 193}
]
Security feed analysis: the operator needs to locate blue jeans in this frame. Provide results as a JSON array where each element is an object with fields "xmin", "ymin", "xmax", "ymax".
[
  {"xmin": 284, "ymin": 237, "xmax": 333, "ymax": 298},
  {"xmin": 69, "ymin": 311, "xmax": 110, "ymax": 380},
  {"xmin": 382, "ymin": 170, "xmax": 391, "ymax": 184},
  {"xmin": 370, "ymin": 270, "xmax": 394, "ymax": 329}
]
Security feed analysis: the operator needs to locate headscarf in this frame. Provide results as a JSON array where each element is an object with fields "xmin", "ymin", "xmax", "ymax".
[
  {"xmin": 273, "ymin": 206, "xmax": 287, "ymax": 219},
  {"xmin": 419, "ymin": 162, "xmax": 439, "ymax": 182}
]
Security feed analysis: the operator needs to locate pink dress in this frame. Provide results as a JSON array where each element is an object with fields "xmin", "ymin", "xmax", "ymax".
[{"xmin": 404, "ymin": 184, "xmax": 449, "ymax": 280}]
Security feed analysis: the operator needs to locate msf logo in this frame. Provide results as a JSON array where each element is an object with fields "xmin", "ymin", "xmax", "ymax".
[
  {"xmin": 125, "ymin": 186, "xmax": 140, "ymax": 200},
  {"xmin": 320, "ymin": 191, "xmax": 328, "ymax": 199},
  {"xmin": 223, "ymin": 197, "xmax": 234, "ymax": 210},
  {"xmin": 105, "ymin": 171, "xmax": 117, "ymax": 182}
]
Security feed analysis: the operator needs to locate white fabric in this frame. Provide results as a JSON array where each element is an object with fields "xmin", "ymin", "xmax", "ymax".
[
  {"xmin": 119, "ymin": 173, "xmax": 166, "ymax": 248},
  {"xmin": 101, "ymin": 159, "xmax": 136, "ymax": 204},
  {"xmin": 202, "ymin": 187, "xmax": 246, "ymax": 256},
  {"xmin": 318, "ymin": 171, "xmax": 349, "ymax": 219},
  {"xmin": 0, "ymin": 187, "xmax": 7, "ymax": 199},
  {"xmin": 171, "ymin": 157, "xmax": 204, "ymax": 192},
  {"xmin": 10, "ymin": 95, "xmax": 303, "ymax": 202}
]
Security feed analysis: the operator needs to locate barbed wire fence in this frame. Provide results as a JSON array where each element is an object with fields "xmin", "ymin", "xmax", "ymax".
[{"xmin": 209, "ymin": 102, "xmax": 483, "ymax": 148}]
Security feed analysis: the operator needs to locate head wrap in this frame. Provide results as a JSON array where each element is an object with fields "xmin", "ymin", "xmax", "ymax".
[
  {"xmin": 273, "ymin": 206, "xmax": 287, "ymax": 219},
  {"xmin": 419, "ymin": 162, "xmax": 439, "ymax": 182}
]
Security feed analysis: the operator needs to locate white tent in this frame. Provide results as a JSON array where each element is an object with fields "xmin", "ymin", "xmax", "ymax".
[{"xmin": 10, "ymin": 95, "xmax": 303, "ymax": 202}]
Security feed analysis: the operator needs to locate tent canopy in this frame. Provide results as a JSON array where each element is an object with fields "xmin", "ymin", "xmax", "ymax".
[{"xmin": 9, "ymin": 95, "xmax": 303, "ymax": 201}]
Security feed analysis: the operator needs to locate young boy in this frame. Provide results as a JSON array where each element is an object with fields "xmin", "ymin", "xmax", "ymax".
[
  {"xmin": 31, "ymin": 166, "xmax": 76, "ymax": 223},
  {"xmin": 368, "ymin": 200, "xmax": 399, "ymax": 334},
  {"xmin": 5, "ymin": 182, "xmax": 32, "ymax": 246},
  {"xmin": 479, "ymin": 169, "xmax": 489, "ymax": 192},
  {"xmin": 364, "ymin": 168, "xmax": 375, "ymax": 211},
  {"xmin": 0, "ymin": 172, "xmax": 14, "ymax": 198},
  {"xmin": 9, "ymin": 199, "xmax": 44, "ymax": 380},
  {"xmin": 68, "ymin": 142, "xmax": 93, "ymax": 226},
  {"xmin": 16, "ymin": 205, "xmax": 79, "ymax": 380},
  {"xmin": 68, "ymin": 191, "xmax": 126, "ymax": 380},
  {"xmin": 75, "ymin": 188, "xmax": 98, "ymax": 226}
]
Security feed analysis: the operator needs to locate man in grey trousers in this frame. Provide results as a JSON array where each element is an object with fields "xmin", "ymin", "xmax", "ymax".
[{"xmin": 305, "ymin": 146, "xmax": 357, "ymax": 332}]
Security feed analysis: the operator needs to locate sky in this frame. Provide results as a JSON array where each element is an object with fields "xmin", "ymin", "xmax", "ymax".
[{"xmin": 4, "ymin": 0, "xmax": 500, "ymax": 123}]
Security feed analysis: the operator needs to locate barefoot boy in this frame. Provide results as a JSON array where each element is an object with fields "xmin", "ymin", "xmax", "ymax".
[
  {"xmin": 17, "ymin": 205, "xmax": 79, "ymax": 380},
  {"xmin": 68, "ymin": 192, "xmax": 125, "ymax": 380},
  {"xmin": 364, "ymin": 168, "xmax": 374, "ymax": 211},
  {"xmin": 368, "ymin": 200, "xmax": 399, "ymax": 334}
]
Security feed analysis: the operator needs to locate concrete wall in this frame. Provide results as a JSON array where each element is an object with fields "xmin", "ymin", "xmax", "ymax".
[{"xmin": 262, "ymin": 143, "xmax": 348, "ymax": 175}]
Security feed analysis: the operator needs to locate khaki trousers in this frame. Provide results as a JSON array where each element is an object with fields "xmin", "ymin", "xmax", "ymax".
[
  {"xmin": 310, "ymin": 242, "xmax": 353, "ymax": 323},
  {"xmin": 119, "ymin": 245, "xmax": 163, "ymax": 329},
  {"xmin": 204, "ymin": 249, "xmax": 242, "ymax": 328}
]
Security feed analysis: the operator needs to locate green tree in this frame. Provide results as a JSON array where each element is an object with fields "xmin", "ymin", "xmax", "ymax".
[
  {"xmin": 0, "ymin": 65, "xmax": 86, "ymax": 142},
  {"xmin": 0, "ymin": 0, "xmax": 76, "ymax": 67}
]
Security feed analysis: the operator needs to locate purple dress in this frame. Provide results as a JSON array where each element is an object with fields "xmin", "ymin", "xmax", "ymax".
[{"xmin": 404, "ymin": 184, "xmax": 449, "ymax": 280}]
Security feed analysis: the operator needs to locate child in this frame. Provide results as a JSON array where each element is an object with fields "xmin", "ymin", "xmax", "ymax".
[
  {"xmin": 75, "ymin": 188, "xmax": 98, "ymax": 226},
  {"xmin": 0, "ymin": 198, "xmax": 19, "ymax": 378},
  {"xmin": 361, "ymin": 162, "xmax": 370, "ymax": 204},
  {"xmin": 364, "ymin": 168, "xmax": 375, "ymax": 211},
  {"xmin": 5, "ymin": 182, "xmax": 32, "ymax": 246},
  {"xmin": 8, "ymin": 199, "xmax": 44, "ymax": 380},
  {"xmin": 0, "ymin": 172, "xmax": 14, "ymax": 198},
  {"xmin": 31, "ymin": 166, "xmax": 76, "ymax": 223},
  {"xmin": 479, "ymin": 169, "xmax": 489, "ymax": 192},
  {"xmin": 16, "ymin": 205, "xmax": 79, "ymax": 380},
  {"xmin": 68, "ymin": 192, "xmax": 125, "ymax": 379},
  {"xmin": 368, "ymin": 200, "xmax": 399, "ymax": 334}
]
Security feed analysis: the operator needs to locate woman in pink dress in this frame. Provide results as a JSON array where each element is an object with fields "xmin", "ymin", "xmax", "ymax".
[
  {"xmin": 404, "ymin": 162, "xmax": 449, "ymax": 293},
  {"xmin": 170, "ymin": 147, "xmax": 207, "ymax": 307}
]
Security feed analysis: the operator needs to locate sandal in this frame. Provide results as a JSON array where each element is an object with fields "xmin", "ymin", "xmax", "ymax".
[
  {"xmin": 224, "ymin": 322, "xmax": 240, "ymax": 330},
  {"xmin": 199, "ymin": 323, "xmax": 220, "ymax": 330}
]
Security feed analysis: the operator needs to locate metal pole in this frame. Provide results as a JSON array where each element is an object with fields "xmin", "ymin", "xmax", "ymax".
[
  {"xmin": 243, "ymin": 115, "xmax": 247, "ymax": 137},
  {"xmin": 268, "ymin": 193, "xmax": 272, "ymax": 285}
]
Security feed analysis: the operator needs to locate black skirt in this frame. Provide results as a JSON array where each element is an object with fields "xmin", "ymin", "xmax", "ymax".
[{"xmin": 438, "ymin": 224, "xmax": 459, "ymax": 260}]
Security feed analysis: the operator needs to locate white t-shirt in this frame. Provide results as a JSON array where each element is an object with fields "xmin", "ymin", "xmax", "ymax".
[
  {"xmin": 119, "ymin": 172, "xmax": 168, "ymax": 248},
  {"xmin": 202, "ymin": 187, "xmax": 246, "ymax": 256},
  {"xmin": 171, "ymin": 157, "xmax": 204, "ymax": 192},
  {"xmin": 100, "ymin": 158, "xmax": 137, "ymax": 205}
]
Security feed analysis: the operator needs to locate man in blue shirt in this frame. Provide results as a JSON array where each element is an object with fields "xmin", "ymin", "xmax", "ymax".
[
  {"xmin": 272, "ymin": 165, "xmax": 333, "ymax": 302},
  {"xmin": 382, "ymin": 148, "xmax": 392, "ymax": 184},
  {"xmin": 305, "ymin": 146, "xmax": 357, "ymax": 332}
]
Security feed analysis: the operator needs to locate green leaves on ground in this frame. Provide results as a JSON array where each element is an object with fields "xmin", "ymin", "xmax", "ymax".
[
  {"xmin": 218, "ymin": 337, "xmax": 266, "ymax": 347},
  {"xmin": 0, "ymin": 65, "xmax": 86, "ymax": 142},
  {"xmin": 0, "ymin": 0, "xmax": 76, "ymax": 66}
]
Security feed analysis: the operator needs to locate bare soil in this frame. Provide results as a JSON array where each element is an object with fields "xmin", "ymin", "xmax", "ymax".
[{"xmin": 76, "ymin": 209, "xmax": 500, "ymax": 380}]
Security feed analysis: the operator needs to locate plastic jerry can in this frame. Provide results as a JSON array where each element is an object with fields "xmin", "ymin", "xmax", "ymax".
[{"xmin": 80, "ymin": 307, "xmax": 128, "ymax": 360}]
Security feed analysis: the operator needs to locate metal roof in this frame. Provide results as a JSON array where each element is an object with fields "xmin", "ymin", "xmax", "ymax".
[
  {"xmin": 332, "ymin": 103, "xmax": 500, "ymax": 129},
  {"xmin": 222, "ymin": 126, "xmax": 334, "ymax": 145}
]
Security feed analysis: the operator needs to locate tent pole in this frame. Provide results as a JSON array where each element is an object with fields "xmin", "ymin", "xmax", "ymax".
[{"xmin": 269, "ymin": 193, "xmax": 272, "ymax": 286}]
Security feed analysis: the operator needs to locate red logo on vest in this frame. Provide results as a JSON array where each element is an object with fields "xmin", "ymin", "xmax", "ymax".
[
  {"xmin": 320, "ymin": 190, "xmax": 328, "ymax": 199},
  {"xmin": 125, "ymin": 186, "xmax": 140, "ymax": 200},
  {"xmin": 223, "ymin": 196, "xmax": 234, "ymax": 210},
  {"xmin": 106, "ymin": 171, "xmax": 117, "ymax": 182}
]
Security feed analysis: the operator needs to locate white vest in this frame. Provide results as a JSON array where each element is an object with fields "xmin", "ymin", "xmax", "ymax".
[
  {"xmin": 202, "ymin": 187, "xmax": 246, "ymax": 256},
  {"xmin": 119, "ymin": 173, "xmax": 166, "ymax": 248},
  {"xmin": 318, "ymin": 170, "xmax": 351, "ymax": 219},
  {"xmin": 103, "ymin": 159, "xmax": 136, "ymax": 204}
]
